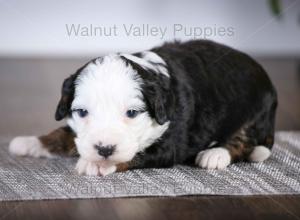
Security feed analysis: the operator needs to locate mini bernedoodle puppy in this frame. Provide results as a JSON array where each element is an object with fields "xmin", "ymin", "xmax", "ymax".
[{"xmin": 9, "ymin": 40, "xmax": 277, "ymax": 176}]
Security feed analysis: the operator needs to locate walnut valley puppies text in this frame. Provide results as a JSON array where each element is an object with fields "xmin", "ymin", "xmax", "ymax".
[{"xmin": 65, "ymin": 24, "xmax": 235, "ymax": 39}]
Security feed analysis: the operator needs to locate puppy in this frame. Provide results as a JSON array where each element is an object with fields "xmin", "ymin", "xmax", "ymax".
[{"xmin": 9, "ymin": 40, "xmax": 277, "ymax": 176}]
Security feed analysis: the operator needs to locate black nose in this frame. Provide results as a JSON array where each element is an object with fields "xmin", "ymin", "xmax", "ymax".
[{"xmin": 94, "ymin": 144, "xmax": 116, "ymax": 158}]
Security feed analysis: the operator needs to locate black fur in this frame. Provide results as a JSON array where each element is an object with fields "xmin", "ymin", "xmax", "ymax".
[{"xmin": 123, "ymin": 40, "xmax": 277, "ymax": 169}]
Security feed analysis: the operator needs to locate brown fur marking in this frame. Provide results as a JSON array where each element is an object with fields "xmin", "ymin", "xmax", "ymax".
[
  {"xmin": 224, "ymin": 125, "xmax": 255, "ymax": 162},
  {"xmin": 116, "ymin": 162, "xmax": 130, "ymax": 172},
  {"xmin": 39, "ymin": 126, "xmax": 77, "ymax": 156},
  {"xmin": 115, "ymin": 154, "xmax": 142, "ymax": 172}
]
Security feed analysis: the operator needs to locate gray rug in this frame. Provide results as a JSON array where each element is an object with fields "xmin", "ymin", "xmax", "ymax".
[{"xmin": 0, "ymin": 131, "xmax": 300, "ymax": 201}]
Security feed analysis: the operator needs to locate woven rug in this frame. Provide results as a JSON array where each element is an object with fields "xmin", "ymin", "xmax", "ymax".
[{"xmin": 0, "ymin": 131, "xmax": 300, "ymax": 201}]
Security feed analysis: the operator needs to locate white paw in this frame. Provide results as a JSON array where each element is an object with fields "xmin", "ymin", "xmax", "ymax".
[
  {"xmin": 195, "ymin": 147, "xmax": 231, "ymax": 170},
  {"xmin": 9, "ymin": 136, "xmax": 52, "ymax": 158},
  {"xmin": 248, "ymin": 146, "xmax": 271, "ymax": 162},
  {"xmin": 99, "ymin": 166, "xmax": 117, "ymax": 176},
  {"xmin": 75, "ymin": 158, "xmax": 116, "ymax": 176}
]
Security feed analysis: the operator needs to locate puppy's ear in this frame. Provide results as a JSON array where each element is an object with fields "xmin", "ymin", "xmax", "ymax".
[
  {"xmin": 154, "ymin": 92, "xmax": 168, "ymax": 125},
  {"xmin": 143, "ymin": 83, "xmax": 169, "ymax": 125},
  {"xmin": 55, "ymin": 74, "xmax": 77, "ymax": 121},
  {"xmin": 121, "ymin": 55, "xmax": 172, "ymax": 125},
  {"xmin": 55, "ymin": 62, "xmax": 90, "ymax": 121}
]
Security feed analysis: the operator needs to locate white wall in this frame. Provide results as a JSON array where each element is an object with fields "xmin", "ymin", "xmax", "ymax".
[{"xmin": 0, "ymin": 0, "xmax": 299, "ymax": 57}]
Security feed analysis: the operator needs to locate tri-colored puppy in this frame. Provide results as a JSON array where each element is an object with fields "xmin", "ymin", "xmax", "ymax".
[{"xmin": 9, "ymin": 40, "xmax": 277, "ymax": 176}]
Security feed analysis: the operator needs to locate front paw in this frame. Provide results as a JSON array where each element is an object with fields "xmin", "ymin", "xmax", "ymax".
[
  {"xmin": 75, "ymin": 158, "xmax": 116, "ymax": 176},
  {"xmin": 195, "ymin": 147, "xmax": 231, "ymax": 170},
  {"xmin": 99, "ymin": 166, "xmax": 117, "ymax": 176}
]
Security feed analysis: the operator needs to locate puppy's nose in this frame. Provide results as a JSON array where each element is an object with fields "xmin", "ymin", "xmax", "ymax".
[{"xmin": 94, "ymin": 144, "xmax": 116, "ymax": 158}]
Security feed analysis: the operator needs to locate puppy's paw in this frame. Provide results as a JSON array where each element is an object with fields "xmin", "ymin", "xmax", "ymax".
[
  {"xmin": 195, "ymin": 147, "xmax": 231, "ymax": 170},
  {"xmin": 9, "ymin": 136, "xmax": 52, "ymax": 158},
  {"xmin": 75, "ymin": 158, "xmax": 116, "ymax": 176},
  {"xmin": 75, "ymin": 158, "xmax": 101, "ymax": 176},
  {"xmin": 248, "ymin": 146, "xmax": 271, "ymax": 162},
  {"xmin": 99, "ymin": 166, "xmax": 117, "ymax": 176}
]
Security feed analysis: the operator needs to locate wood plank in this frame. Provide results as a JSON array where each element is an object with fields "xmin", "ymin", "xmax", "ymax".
[{"xmin": 1, "ymin": 196, "xmax": 300, "ymax": 220}]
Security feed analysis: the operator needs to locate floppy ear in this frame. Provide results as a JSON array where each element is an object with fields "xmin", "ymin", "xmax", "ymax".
[
  {"xmin": 120, "ymin": 55, "xmax": 172, "ymax": 125},
  {"xmin": 153, "ymin": 91, "xmax": 168, "ymax": 125},
  {"xmin": 55, "ymin": 62, "xmax": 90, "ymax": 121},
  {"xmin": 143, "ymin": 83, "xmax": 170, "ymax": 125},
  {"xmin": 55, "ymin": 74, "xmax": 77, "ymax": 121}
]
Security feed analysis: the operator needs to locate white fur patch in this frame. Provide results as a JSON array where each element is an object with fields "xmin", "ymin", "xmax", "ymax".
[
  {"xmin": 248, "ymin": 146, "xmax": 271, "ymax": 162},
  {"xmin": 75, "ymin": 158, "xmax": 116, "ymax": 176},
  {"xmin": 9, "ymin": 136, "xmax": 52, "ymax": 158},
  {"xmin": 121, "ymin": 51, "xmax": 169, "ymax": 77},
  {"xmin": 195, "ymin": 147, "xmax": 231, "ymax": 170}
]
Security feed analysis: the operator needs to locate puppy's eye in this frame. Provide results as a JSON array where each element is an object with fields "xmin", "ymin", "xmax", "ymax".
[
  {"xmin": 126, "ymin": 109, "xmax": 139, "ymax": 118},
  {"xmin": 73, "ymin": 109, "xmax": 88, "ymax": 118}
]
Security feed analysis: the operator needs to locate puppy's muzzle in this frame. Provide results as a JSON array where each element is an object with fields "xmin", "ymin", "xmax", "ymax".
[{"xmin": 94, "ymin": 144, "xmax": 116, "ymax": 158}]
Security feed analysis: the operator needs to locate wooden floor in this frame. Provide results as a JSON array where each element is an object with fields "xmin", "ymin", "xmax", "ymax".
[{"xmin": 0, "ymin": 57, "xmax": 299, "ymax": 220}]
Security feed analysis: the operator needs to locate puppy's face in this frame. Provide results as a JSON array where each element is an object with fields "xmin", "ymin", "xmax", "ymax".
[{"xmin": 55, "ymin": 54, "xmax": 170, "ymax": 164}]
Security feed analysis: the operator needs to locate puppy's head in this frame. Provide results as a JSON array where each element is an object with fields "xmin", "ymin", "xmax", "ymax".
[{"xmin": 55, "ymin": 52, "xmax": 171, "ymax": 163}]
